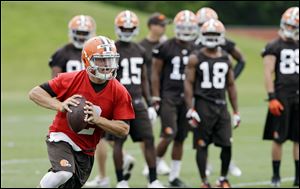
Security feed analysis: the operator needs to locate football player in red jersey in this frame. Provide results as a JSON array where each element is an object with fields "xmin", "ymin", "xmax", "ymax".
[
  {"xmin": 262, "ymin": 7, "xmax": 299, "ymax": 187},
  {"xmin": 49, "ymin": 15, "xmax": 96, "ymax": 78},
  {"xmin": 29, "ymin": 36, "xmax": 135, "ymax": 188}
]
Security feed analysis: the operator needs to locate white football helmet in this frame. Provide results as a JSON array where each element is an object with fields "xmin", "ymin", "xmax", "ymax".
[
  {"xmin": 115, "ymin": 10, "xmax": 139, "ymax": 42},
  {"xmin": 279, "ymin": 7, "xmax": 299, "ymax": 41},
  {"xmin": 68, "ymin": 15, "xmax": 96, "ymax": 49},
  {"xmin": 196, "ymin": 7, "xmax": 218, "ymax": 27},
  {"xmin": 199, "ymin": 19, "xmax": 225, "ymax": 48},
  {"xmin": 174, "ymin": 10, "xmax": 199, "ymax": 42}
]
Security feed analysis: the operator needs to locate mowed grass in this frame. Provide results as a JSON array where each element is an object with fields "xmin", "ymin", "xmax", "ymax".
[{"xmin": 1, "ymin": 2, "xmax": 297, "ymax": 188}]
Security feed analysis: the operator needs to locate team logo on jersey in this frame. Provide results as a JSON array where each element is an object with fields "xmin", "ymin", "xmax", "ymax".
[
  {"xmin": 60, "ymin": 159, "xmax": 72, "ymax": 167},
  {"xmin": 181, "ymin": 49, "xmax": 188, "ymax": 55}
]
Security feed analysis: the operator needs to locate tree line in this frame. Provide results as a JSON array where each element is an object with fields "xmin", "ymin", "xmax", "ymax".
[{"xmin": 103, "ymin": 1, "xmax": 299, "ymax": 25}]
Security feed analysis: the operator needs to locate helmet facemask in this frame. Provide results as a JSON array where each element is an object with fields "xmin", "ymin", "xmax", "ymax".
[
  {"xmin": 70, "ymin": 29, "xmax": 94, "ymax": 49},
  {"xmin": 200, "ymin": 31, "xmax": 225, "ymax": 49},
  {"xmin": 86, "ymin": 54, "xmax": 120, "ymax": 80},
  {"xmin": 115, "ymin": 26, "xmax": 139, "ymax": 42},
  {"xmin": 280, "ymin": 21, "xmax": 299, "ymax": 41},
  {"xmin": 175, "ymin": 23, "xmax": 199, "ymax": 42}
]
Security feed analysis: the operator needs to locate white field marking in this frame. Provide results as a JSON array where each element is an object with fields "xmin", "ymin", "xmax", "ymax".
[
  {"xmin": 231, "ymin": 177, "xmax": 294, "ymax": 187},
  {"xmin": 1, "ymin": 158, "xmax": 48, "ymax": 165}
]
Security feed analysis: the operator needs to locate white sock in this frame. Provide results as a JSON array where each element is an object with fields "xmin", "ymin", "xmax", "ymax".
[
  {"xmin": 219, "ymin": 176, "xmax": 226, "ymax": 181},
  {"xmin": 156, "ymin": 157, "xmax": 162, "ymax": 167},
  {"xmin": 40, "ymin": 171, "xmax": 73, "ymax": 188},
  {"xmin": 169, "ymin": 160, "xmax": 181, "ymax": 182}
]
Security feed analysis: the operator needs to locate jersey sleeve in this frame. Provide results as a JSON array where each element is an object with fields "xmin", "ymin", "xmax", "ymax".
[
  {"xmin": 261, "ymin": 41, "xmax": 278, "ymax": 57},
  {"xmin": 224, "ymin": 38, "xmax": 236, "ymax": 53},
  {"xmin": 48, "ymin": 72, "xmax": 73, "ymax": 99},
  {"xmin": 112, "ymin": 84, "xmax": 135, "ymax": 120},
  {"xmin": 48, "ymin": 47, "xmax": 65, "ymax": 68}
]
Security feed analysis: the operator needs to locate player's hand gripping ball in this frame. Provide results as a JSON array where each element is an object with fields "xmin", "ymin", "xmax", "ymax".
[{"xmin": 66, "ymin": 96, "xmax": 88, "ymax": 133}]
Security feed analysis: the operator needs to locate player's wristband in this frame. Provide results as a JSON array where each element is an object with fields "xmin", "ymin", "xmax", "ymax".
[{"xmin": 268, "ymin": 92, "xmax": 276, "ymax": 101}]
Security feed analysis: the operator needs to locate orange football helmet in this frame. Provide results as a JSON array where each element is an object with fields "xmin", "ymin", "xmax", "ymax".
[
  {"xmin": 68, "ymin": 15, "xmax": 96, "ymax": 49},
  {"xmin": 82, "ymin": 36, "xmax": 120, "ymax": 80},
  {"xmin": 115, "ymin": 10, "xmax": 139, "ymax": 42},
  {"xmin": 199, "ymin": 19, "xmax": 225, "ymax": 48},
  {"xmin": 280, "ymin": 7, "xmax": 299, "ymax": 40},
  {"xmin": 196, "ymin": 7, "xmax": 218, "ymax": 27},
  {"xmin": 174, "ymin": 10, "xmax": 198, "ymax": 41}
]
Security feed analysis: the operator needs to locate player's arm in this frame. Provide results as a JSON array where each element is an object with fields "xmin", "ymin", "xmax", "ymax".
[
  {"xmin": 141, "ymin": 63, "xmax": 152, "ymax": 106},
  {"xmin": 84, "ymin": 102, "xmax": 129, "ymax": 137},
  {"xmin": 184, "ymin": 54, "xmax": 201, "ymax": 127},
  {"xmin": 151, "ymin": 57, "xmax": 164, "ymax": 111},
  {"xmin": 151, "ymin": 57, "xmax": 164, "ymax": 98},
  {"xmin": 29, "ymin": 84, "xmax": 81, "ymax": 113},
  {"xmin": 227, "ymin": 65, "xmax": 239, "ymax": 114},
  {"xmin": 227, "ymin": 64, "xmax": 241, "ymax": 128},
  {"xmin": 263, "ymin": 55, "xmax": 276, "ymax": 94},
  {"xmin": 263, "ymin": 55, "xmax": 284, "ymax": 116},
  {"xmin": 231, "ymin": 46, "xmax": 246, "ymax": 79},
  {"xmin": 184, "ymin": 54, "xmax": 197, "ymax": 109}
]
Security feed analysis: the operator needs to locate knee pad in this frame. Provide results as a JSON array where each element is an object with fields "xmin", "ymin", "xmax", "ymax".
[{"xmin": 40, "ymin": 171, "xmax": 73, "ymax": 188}]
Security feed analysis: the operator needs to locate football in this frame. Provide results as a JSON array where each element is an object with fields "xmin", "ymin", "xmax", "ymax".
[{"xmin": 66, "ymin": 96, "xmax": 88, "ymax": 133}]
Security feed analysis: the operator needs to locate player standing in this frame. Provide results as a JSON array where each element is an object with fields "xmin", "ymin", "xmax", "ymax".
[
  {"xmin": 111, "ymin": 10, "xmax": 164, "ymax": 188},
  {"xmin": 194, "ymin": 7, "xmax": 244, "ymax": 177},
  {"xmin": 184, "ymin": 19, "xmax": 240, "ymax": 188},
  {"xmin": 49, "ymin": 15, "xmax": 96, "ymax": 78},
  {"xmin": 151, "ymin": 10, "xmax": 198, "ymax": 187},
  {"xmin": 262, "ymin": 7, "xmax": 299, "ymax": 187}
]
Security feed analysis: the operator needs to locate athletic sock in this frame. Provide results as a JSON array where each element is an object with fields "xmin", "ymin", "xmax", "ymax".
[
  {"xmin": 169, "ymin": 160, "xmax": 181, "ymax": 182},
  {"xmin": 272, "ymin": 160, "xmax": 281, "ymax": 178},
  {"xmin": 116, "ymin": 169, "xmax": 123, "ymax": 182}
]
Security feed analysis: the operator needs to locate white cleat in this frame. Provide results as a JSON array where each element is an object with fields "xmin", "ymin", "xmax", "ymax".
[
  {"xmin": 157, "ymin": 159, "xmax": 170, "ymax": 175},
  {"xmin": 148, "ymin": 180, "xmax": 166, "ymax": 188},
  {"xmin": 205, "ymin": 163, "xmax": 213, "ymax": 176},
  {"xmin": 116, "ymin": 180, "xmax": 130, "ymax": 188},
  {"xmin": 143, "ymin": 159, "xmax": 170, "ymax": 176},
  {"xmin": 84, "ymin": 176, "xmax": 110, "ymax": 188},
  {"xmin": 142, "ymin": 165, "xmax": 149, "ymax": 176},
  {"xmin": 123, "ymin": 154, "xmax": 135, "ymax": 180},
  {"xmin": 229, "ymin": 161, "xmax": 242, "ymax": 177}
]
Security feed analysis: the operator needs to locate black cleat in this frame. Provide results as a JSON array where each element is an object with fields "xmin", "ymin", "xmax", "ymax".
[
  {"xmin": 169, "ymin": 178, "xmax": 189, "ymax": 188},
  {"xmin": 271, "ymin": 176, "xmax": 281, "ymax": 187}
]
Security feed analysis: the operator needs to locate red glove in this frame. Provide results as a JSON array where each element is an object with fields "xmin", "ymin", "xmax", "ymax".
[{"xmin": 269, "ymin": 99, "xmax": 284, "ymax": 116}]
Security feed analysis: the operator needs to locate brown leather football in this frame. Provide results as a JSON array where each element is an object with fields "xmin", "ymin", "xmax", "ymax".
[{"xmin": 66, "ymin": 96, "xmax": 88, "ymax": 133}]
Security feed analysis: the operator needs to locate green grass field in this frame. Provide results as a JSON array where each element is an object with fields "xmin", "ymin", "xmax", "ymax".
[{"xmin": 1, "ymin": 1, "xmax": 297, "ymax": 188}]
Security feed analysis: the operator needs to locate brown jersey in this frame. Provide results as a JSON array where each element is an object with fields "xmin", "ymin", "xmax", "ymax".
[
  {"xmin": 193, "ymin": 50, "xmax": 232, "ymax": 104},
  {"xmin": 49, "ymin": 43, "xmax": 83, "ymax": 72},
  {"xmin": 261, "ymin": 38, "xmax": 299, "ymax": 97}
]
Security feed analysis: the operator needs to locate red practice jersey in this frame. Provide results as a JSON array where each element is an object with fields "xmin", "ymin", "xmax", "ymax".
[{"xmin": 48, "ymin": 70, "xmax": 135, "ymax": 155}]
